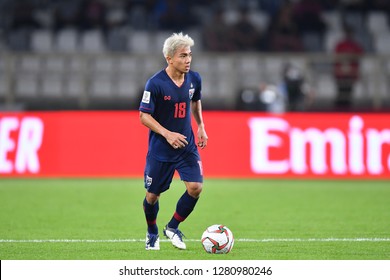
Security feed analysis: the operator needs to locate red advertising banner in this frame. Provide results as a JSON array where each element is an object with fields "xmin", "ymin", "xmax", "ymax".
[{"xmin": 0, "ymin": 111, "xmax": 389, "ymax": 178}]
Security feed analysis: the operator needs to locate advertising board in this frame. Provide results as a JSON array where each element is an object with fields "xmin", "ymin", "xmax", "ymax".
[{"xmin": 1, "ymin": 111, "xmax": 389, "ymax": 178}]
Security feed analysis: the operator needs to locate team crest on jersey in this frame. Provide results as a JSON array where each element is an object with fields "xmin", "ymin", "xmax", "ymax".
[
  {"xmin": 146, "ymin": 175, "xmax": 152, "ymax": 187},
  {"xmin": 142, "ymin": 91, "xmax": 151, "ymax": 104},
  {"xmin": 189, "ymin": 88, "xmax": 195, "ymax": 99}
]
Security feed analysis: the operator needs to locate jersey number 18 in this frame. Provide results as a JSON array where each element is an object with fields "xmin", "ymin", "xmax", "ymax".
[{"xmin": 174, "ymin": 102, "xmax": 186, "ymax": 118}]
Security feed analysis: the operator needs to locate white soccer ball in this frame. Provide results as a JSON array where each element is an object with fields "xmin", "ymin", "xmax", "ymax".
[{"xmin": 201, "ymin": 224, "xmax": 234, "ymax": 254}]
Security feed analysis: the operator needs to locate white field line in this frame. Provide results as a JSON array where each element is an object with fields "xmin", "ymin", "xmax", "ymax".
[{"xmin": 1, "ymin": 238, "xmax": 390, "ymax": 243}]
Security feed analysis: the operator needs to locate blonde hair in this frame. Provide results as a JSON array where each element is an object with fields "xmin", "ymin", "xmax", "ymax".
[{"xmin": 162, "ymin": 32, "xmax": 194, "ymax": 58}]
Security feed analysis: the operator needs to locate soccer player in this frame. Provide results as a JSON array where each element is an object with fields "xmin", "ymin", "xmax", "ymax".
[{"xmin": 139, "ymin": 32, "xmax": 208, "ymax": 250}]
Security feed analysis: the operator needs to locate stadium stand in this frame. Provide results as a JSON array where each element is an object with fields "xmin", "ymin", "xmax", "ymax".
[{"xmin": 0, "ymin": 0, "xmax": 389, "ymax": 112}]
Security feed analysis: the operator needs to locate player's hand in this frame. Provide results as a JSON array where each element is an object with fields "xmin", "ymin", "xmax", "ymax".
[
  {"xmin": 167, "ymin": 132, "xmax": 188, "ymax": 149},
  {"xmin": 197, "ymin": 129, "xmax": 208, "ymax": 149}
]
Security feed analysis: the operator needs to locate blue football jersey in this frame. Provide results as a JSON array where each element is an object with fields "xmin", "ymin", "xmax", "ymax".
[{"xmin": 139, "ymin": 69, "xmax": 202, "ymax": 162}]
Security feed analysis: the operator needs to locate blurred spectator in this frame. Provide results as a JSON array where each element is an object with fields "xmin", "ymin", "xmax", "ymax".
[
  {"xmin": 125, "ymin": 0, "xmax": 156, "ymax": 30},
  {"xmin": 152, "ymin": 0, "xmax": 195, "ymax": 31},
  {"xmin": 317, "ymin": 0, "xmax": 340, "ymax": 10},
  {"xmin": 79, "ymin": 0, "xmax": 107, "ymax": 31},
  {"xmin": 266, "ymin": 2, "xmax": 304, "ymax": 52},
  {"xmin": 258, "ymin": 0, "xmax": 285, "ymax": 17},
  {"xmin": 202, "ymin": 8, "xmax": 236, "ymax": 52},
  {"xmin": 259, "ymin": 83, "xmax": 287, "ymax": 113},
  {"xmin": 106, "ymin": 5, "xmax": 128, "ymax": 52},
  {"xmin": 280, "ymin": 62, "xmax": 315, "ymax": 111},
  {"xmin": 333, "ymin": 24, "xmax": 364, "ymax": 110},
  {"xmin": 338, "ymin": 0, "xmax": 369, "ymax": 12},
  {"xmin": 292, "ymin": 0, "xmax": 326, "ymax": 35},
  {"xmin": 5, "ymin": 1, "xmax": 41, "ymax": 51},
  {"xmin": 252, "ymin": 63, "xmax": 315, "ymax": 113},
  {"xmin": 9, "ymin": 1, "xmax": 41, "ymax": 30},
  {"xmin": 52, "ymin": 0, "xmax": 83, "ymax": 31},
  {"xmin": 238, "ymin": 62, "xmax": 315, "ymax": 113},
  {"xmin": 230, "ymin": 8, "xmax": 264, "ymax": 51}
]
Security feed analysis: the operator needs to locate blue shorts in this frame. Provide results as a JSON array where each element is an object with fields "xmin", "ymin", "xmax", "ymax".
[{"xmin": 143, "ymin": 151, "xmax": 203, "ymax": 195}]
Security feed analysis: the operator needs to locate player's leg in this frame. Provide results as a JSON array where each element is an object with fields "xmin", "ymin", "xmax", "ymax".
[
  {"xmin": 143, "ymin": 156, "xmax": 175, "ymax": 250},
  {"xmin": 164, "ymin": 152, "xmax": 203, "ymax": 249},
  {"xmin": 143, "ymin": 191, "xmax": 160, "ymax": 250},
  {"xmin": 167, "ymin": 181, "xmax": 202, "ymax": 230}
]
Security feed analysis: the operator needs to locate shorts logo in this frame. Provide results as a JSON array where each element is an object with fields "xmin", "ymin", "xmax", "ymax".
[
  {"xmin": 142, "ymin": 91, "xmax": 151, "ymax": 104},
  {"xmin": 146, "ymin": 175, "xmax": 153, "ymax": 187}
]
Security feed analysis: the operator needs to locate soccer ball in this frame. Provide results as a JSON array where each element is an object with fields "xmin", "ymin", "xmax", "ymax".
[{"xmin": 201, "ymin": 224, "xmax": 234, "ymax": 254}]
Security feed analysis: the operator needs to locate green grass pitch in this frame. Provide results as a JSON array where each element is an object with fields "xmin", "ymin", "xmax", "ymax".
[{"xmin": 0, "ymin": 178, "xmax": 389, "ymax": 260}]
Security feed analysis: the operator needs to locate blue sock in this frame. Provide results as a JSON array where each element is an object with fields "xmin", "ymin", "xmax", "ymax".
[
  {"xmin": 143, "ymin": 197, "xmax": 159, "ymax": 235},
  {"xmin": 168, "ymin": 191, "xmax": 199, "ymax": 229}
]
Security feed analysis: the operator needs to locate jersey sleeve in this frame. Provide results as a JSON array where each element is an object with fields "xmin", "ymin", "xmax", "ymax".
[
  {"xmin": 192, "ymin": 71, "xmax": 202, "ymax": 102},
  {"xmin": 139, "ymin": 79, "xmax": 157, "ymax": 114}
]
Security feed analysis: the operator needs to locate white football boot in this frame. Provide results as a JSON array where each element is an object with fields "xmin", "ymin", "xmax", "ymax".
[{"xmin": 163, "ymin": 225, "xmax": 186, "ymax": 250}]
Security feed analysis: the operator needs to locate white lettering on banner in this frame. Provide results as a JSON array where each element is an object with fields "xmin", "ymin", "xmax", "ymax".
[
  {"xmin": 248, "ymin": 118, "xmax": 289, "ymax": 174},
  {"xmin": 348, "ymin": 116, "xmax": 364, "ymax": 174},
  {"xmin": 0, "ymin": 117, "xmax": 44, "ymax": 174},
  {"xmin": 0, "ymin": 117, "xmax": 18, "ymax": 173},
  {"xmin": 366, "ymin": 129, "xmax": 390, "ymax": 174},
  {"xmin": 248, "ymin": 116, "xmax": 390, "ymax": 175},
  {"xmin": 290, "ymin": 128, "xmax": 347, "ymax": 174},
  {"xmin": 15, "ymin": 117, "xmax": 44, "ymax": 173}
]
